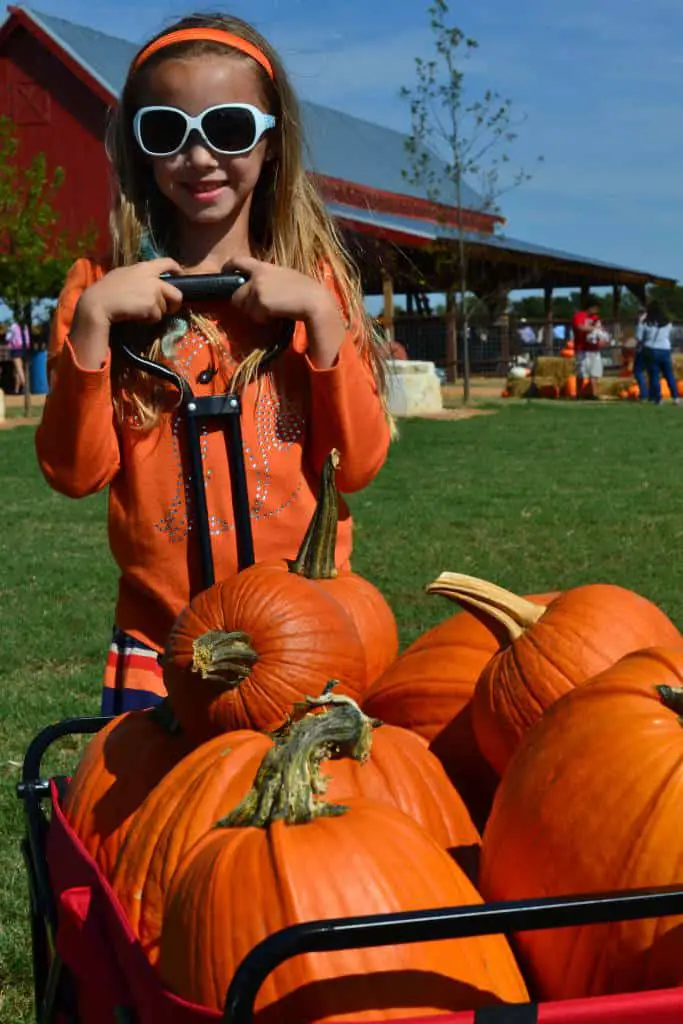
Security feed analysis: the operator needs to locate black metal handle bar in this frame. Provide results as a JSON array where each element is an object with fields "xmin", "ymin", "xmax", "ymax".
[
  {"xmin": 109, "ymin": 272, "xmax": 294, "ymax": 585},
  {"xmin": 18, "ymin": 716, "xmax": 113, "ymax": 790},
  {"xmin": 224, "ymin": 884, "xmax": 683, "ymax": 1023},
  {"xmin": 161, "ymin": 271, "xmax": 247, "ymax": 299}
]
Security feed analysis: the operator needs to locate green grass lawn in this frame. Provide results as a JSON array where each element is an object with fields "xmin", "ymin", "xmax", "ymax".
[{"xmin": 2, "ymin": 401, "xmax": 683, "ymax": 1021}]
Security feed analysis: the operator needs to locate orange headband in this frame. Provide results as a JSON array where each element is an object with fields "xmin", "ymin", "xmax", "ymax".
[{"xmin": 133, "ymin": 28, "xmax": 274, "ymax": 79}]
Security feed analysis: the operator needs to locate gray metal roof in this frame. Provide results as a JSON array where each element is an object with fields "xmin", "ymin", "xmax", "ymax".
[
  {"xmin": 326, "ymin": 202, "xmax": 675, "ymax": 283},
  {"xmin": 22, "ymin": 6, "xmax": 483, "ymax": 210}
]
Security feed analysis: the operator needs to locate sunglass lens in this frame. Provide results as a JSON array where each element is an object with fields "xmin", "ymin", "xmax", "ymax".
[
  {"xmin": 203, "ymin": 107, "xmax": 257, "ymax": 153},
  {"xmin": 139, "ymin": 109, "xmax": 187, "ymax": 155}
]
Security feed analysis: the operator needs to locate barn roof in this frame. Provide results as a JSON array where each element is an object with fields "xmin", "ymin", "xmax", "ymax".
[{"xmin": 16, "ymin": 5, "xmax": 486, "ymax": 212}]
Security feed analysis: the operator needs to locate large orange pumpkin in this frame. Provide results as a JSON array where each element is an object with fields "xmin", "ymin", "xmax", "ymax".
[
  {"xmin": 480, "ymin": 647, "xmax": 683, "ymax": 999},
  {"xmin": 62, "ymin": 701, "xmax": 193, "ymax": 879},
  {"xmin": 112, "ymin": 689, "xmax": 480, "ymax": 965},
  {"xmin": 363, "ymin": 592, "xmax": 558, "ymax": 829},
  {"xmin": 163, "ymin": 452, "xmax": 397, "ymax": 740},
  {"xmin": 428, "ymin": 572, "xmax": 683, "ymax": 774},
  {"xmin": 159, "ymin": 695, "xmax": 528, "ymax": 1018}
]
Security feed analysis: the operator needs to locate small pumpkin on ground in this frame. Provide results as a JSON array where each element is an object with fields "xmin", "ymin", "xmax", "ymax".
[
  {"xmin": 112, "ymin": 683, "xmax": 480, "ymax": 965},
  {"xmin": 62, "ymin": 700, "xmax": 193, "ymax": 880},
  {"xmin": 163, "ymin": 451, "xmax": 398, "ymax": 740},
  {"xmin": 363, "ymin": 592, "xmax": 557, "ymax": 830},
  {"xmin": 480, "ymin": 647, "xmax": 683, "ymax": 1000},
  {"xmin": 427, "ymin": 572, "xmax": 683, "ymax": 774},
  {"xmin": 159, "ymin": 691, "xmax": 529, "ymax": 1019}
]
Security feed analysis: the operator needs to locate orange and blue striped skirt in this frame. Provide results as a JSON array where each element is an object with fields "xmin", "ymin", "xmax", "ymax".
[{"xmin": 101, "ymin": 627, "xmax": 166, "ymax": 716}]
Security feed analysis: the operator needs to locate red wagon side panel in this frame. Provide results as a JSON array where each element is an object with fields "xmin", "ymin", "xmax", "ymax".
[{"xmin": 46, "ymin": 786, "xmax": 683, "ymax": 1024}]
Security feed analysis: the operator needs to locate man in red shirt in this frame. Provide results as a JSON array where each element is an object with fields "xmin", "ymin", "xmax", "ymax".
[{"xmin": 572, "ymin": 301, "xmax": 603, "ymax": 399}]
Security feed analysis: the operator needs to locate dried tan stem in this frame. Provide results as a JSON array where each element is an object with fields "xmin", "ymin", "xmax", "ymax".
[{"xmin": 426, "ymin": 571, "xmax": 548, "ymax": 642}]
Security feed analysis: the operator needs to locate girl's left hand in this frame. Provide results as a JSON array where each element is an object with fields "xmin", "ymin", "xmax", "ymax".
[
  {"xmin": 227, "ymin": 256, "xmax": 346, "ymax": 368},
  {"xmin": 227, "ymin": 256, "xmax": 334, "ymax": 324}
]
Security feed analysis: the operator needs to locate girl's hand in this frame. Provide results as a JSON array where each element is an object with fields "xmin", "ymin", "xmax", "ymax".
[
  {"xmin": 75, "ymin": 258, "xmax": 184, "ymax": 329},
  {"xmin": 71, "ymin": 259, "xmax": 184, "ymax": 371},
  {"xmin": 227, "ymin": 257, "xmax": 345, "ymax": 368}
]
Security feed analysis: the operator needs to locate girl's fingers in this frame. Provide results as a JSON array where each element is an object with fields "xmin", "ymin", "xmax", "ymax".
[
  {"xmin": 160, "ymin": 281, "xmax": 184, "ymax": 311},
  {"xmin": 148, "ymin": 257, "xmax": 183, "ymax": 276}
]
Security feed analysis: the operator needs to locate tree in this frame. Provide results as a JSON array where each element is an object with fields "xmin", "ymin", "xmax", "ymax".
[
  {"xmin": 401, "ymin": 0, "xmax": 540, "ymax": 400},
  {"xmin": 0, "ymin": 116, "xmax": 94, "ymax": 415}
]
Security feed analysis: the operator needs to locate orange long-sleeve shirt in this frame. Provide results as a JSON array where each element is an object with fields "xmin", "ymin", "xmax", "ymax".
[{"xmin": 36, "ymin": 258, "xmax": 390, "ymax": 652}]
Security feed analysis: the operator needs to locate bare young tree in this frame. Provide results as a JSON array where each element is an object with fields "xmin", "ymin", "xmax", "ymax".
[{"xmin": 402, "ymin": 0, "xmax": 541, "ymax": 401}]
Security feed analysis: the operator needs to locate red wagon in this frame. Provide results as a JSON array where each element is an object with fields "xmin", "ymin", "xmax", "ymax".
[{"xmin": 16, "ymin": 272, "xmax": 683, "ymax": 1023}]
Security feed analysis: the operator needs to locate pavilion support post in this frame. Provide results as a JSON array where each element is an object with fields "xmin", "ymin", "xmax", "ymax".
[
  {"xmin": 580, "ymin": 283, "xmax": 591, "ymax": 309},
  {"xmin": 629, "ymin": 283, "xmax": 647, "ymax": 306},
  {"xmin": 543, "ymin": 286, "xmax": 554, "ymax": 353},
  {"xmin": 445, "ymin": 289, "xmax": 457, "ymax": 384},
  {"xmin": 381, "ymin": 270, "xmax": 395, "ymax": 343},
  {"xmin": 612, "ymin": 284, "xmax": 622, "ymax": 340}
]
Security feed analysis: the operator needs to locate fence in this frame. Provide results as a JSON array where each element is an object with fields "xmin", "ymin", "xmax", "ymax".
[{"xmin": 391, "ymin": 316, "xmax": 683, "ymax": 378}]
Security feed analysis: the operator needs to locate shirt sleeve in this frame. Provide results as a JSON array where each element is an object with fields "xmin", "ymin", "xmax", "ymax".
[
  {"xmin": 302, "ymin": 278, "xmax": 391, "ymax": 493},
  {"xmin": 35, "ymin": 259, "xmax": 121, "ymax": 499}
]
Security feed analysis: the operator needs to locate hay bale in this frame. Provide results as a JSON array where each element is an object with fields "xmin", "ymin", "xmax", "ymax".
[
  {"xmin": 534, "ymin": 356, "xmax": 574, "ymax": 389},
  {"xmin": 507, "ymin": 376, "xmax": 532, "ymax": 398}
]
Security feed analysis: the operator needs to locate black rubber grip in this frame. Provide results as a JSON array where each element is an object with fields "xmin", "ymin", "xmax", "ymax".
[{"xmin": 161, "ymin": 272, "xmax": 248, "ymax": 300}]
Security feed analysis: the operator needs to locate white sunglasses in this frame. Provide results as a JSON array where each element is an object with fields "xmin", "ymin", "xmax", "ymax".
[{"xmin": 133, "ymin": 103, "xmax": 277, "ymax": 157}]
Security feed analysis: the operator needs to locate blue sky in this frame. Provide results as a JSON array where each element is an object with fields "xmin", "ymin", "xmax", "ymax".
[{"xmin": 3, "ymin": 0, "xmax": 682, "ymax": 290}]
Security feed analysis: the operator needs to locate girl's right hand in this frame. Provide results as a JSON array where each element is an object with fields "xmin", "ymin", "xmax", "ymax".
[
  {"xmin": 76, "ymin": 259, "xmax": 184, "ymax": 328},
  {"xmin": 70, "ymin": 259, "xmax": 184, "ymax": 371}
]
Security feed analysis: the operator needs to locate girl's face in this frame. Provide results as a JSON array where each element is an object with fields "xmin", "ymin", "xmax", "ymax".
[{"xmin": 139, "ymin": 54, "xmax": 273, "ymax": 234}]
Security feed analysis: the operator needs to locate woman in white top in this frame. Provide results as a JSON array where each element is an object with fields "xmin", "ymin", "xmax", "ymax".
[{"xmin": 636, "ymin": 301, "xmax": 679, "ymax": 405}]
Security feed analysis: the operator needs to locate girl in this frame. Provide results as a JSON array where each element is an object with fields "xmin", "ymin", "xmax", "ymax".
[
  {"xmin": 637, "ymin": 300, "xmax": 679, "ymax": 405},
  {"xmin": 35, "ymin": 12, "xmax": 391, "ymax": 715}
]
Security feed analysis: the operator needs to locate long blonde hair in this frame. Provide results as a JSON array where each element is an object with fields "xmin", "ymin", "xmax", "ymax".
[{"xmin": 105, "ymin": 11, "xmax": 389, "ymax": 427}]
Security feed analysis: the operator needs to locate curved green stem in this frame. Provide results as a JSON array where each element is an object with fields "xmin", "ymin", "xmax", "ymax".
[
  {"xmin": 218, "ymin": 684, "xmax": 380, "ymax": 828},
  {"xmin": 289, "ymin": 449, "xmax": 340, "ymax": 580},
  {"xmin": 191, "ymin": 630, "xmax": 258, "ymax": 685}
]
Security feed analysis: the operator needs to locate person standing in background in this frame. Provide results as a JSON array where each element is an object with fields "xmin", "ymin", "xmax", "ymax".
[
  {"xmin": 6, "ymin": 320, "xmax": 30, "ymax": 394},
  {"xmin": 637, "ymin": 301, "xmax": 679, "ymax": 405}
]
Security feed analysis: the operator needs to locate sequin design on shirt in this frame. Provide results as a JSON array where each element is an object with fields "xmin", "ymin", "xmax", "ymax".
[{"xmin": 155, "ymin": 329, "xmax": 306, "ymax": 541}]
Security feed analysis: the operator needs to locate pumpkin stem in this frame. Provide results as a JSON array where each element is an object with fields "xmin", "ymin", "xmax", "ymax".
[
  {"xmin": 217, "ymin": 683, "xmax": 380, "ymax": 828},
  {"xmin": 148, "ymin": 697, "xmax": 182, "ymax": 734},
  {"xmin": 426, "ymin": 572, "xmax": 547, "ymax": 643},
  {"xmin": 191, "ymin": 630, "xmax": 258, "ymax": 686},
  {"xmin": 289, "ymin": 449, "xmax": 340, "ymax": 580},
  {"xmin": 657, "ymin": 685, "xmax": 683, "ymax": 719}
]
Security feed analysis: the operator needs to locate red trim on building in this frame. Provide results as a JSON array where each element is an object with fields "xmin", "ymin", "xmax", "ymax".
[
  {"xmin": 336, "ymin": 214, "xmax": 435, "ymax": 250},
  {"xmin": 5, "ymin": 6, "xmax": 115, "ymax": 106},
  {"xmin": 311, "ymin": 173, "xmax": 503, "ymax": 234}
]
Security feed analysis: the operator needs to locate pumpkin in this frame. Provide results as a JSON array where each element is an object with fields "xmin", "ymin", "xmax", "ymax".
[
  {"xmin": 159, "ymin": 693, "xmax": 529, "ymax": 1018},
  {"xmin": 427, "ymin": 572, "xmax": 683, "ymax": 774},
  {"xmin": 112, "ymin": 686, "xmax": 480, "ymax": 965},
  {"xmin": 363, "ymin": 592, "xmax": 558, "ymax": 830},
  {"xmin": 480, "ymin": 647, "xmax": 683, "ymax": 999},
  {"xmin": 62, "ymin": 700, "xmax": 193, "ymax": 879},
  {"xmin": 163, "ymin": 451, "xmax": 398, "ymax": 740}
]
